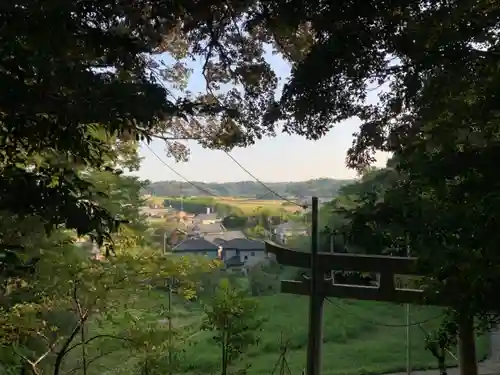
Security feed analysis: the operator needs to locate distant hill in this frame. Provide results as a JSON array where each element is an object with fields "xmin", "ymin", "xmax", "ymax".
[{"xmin": 143, "ymin": 179, "xmax": 353, "ymax": 199}]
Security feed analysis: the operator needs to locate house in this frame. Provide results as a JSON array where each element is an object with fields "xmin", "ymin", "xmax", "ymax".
[
  {"xmin": 196, "ymin": 213, "xmax": 219, "ymax": 224},
  {"xmin": 272, "ymin": 222, "xmax": 308, "ymax": 243},
  {"xmin": 167, "ymin": 228, "xmax": 188, "ymax": 246},
  {"xmin": 223, "ymin": 254, "xmax": 246, "ymax": 274},
  {"xmin": 194, "ymin": 208, "xmax": 220, "ymax": 225},
  {"xmin": 168, "ymin": 210, "xmax": 195, "ymax": 225},
  {"xmin": 220, "ymin": 238, "xmax": 268, "ymax": 269},
  {"xmin": 171, "ymin": 238, "xmax": 221, "ymax": 259},
  {"xmin": 190, "ymin": 222, "xmax": 225, "ymax": 237},
  {"xmin": 140, "ymin": 206, "xmax": 170, "ymax": 218},
  {"xmin": 204, "ymin": 230, "xmax": 246, "ymax": 244},
  {"xmin": 211, "ymin": 238, "xmax": 228, "ymax": 246}
]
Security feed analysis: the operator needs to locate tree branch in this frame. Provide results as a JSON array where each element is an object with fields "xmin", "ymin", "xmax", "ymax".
[
  {"xmin": 63, "ymin": 348, "xmax": 122, "ymax": 375},
  {"xmin": 64, "ymin": 334, "xmax": 135, "ymax": 355},
  {"xmin": 12, "ymin": 340, "xmax": 59, "ymax": 375},
  {"xmin": 53, "ymin": 284, "xmax": 89, "ymax": 375},
  {"xmin": 72, "ymin": 282, "xmax": 89, "ymax": 375}
]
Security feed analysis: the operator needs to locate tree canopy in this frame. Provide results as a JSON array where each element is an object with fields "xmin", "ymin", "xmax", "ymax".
[{"xmin": 6, "ymin": 0, "xmax": 498, "ymax": 244}]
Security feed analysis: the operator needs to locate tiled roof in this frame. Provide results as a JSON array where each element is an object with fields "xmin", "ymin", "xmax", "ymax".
[
  {"xmin": 196, "ymin": 213, "xmax": 218, "ymax": 221},
  {"xmin": 204, "ymin": 230, "xmax": 246, "ymax": 243},
  {"xmin": 212, "ymin": 238, "xmax": 227, "ymax": 245},
  {"xmin": 221, "ymin": 238, "xmax": 265, "ymax": 251},
  {"xmin": 192, "ymin": 223, "xmax": 224, "ymax": 234},
  {"xmin": 173, "ymin": 238, "xmax": 219, "ymax": 252}
]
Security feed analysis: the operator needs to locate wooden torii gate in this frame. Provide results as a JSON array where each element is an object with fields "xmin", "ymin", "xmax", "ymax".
[{"xmin": 265, "ymin": 197, "xmax": 478, "ymax": 375}]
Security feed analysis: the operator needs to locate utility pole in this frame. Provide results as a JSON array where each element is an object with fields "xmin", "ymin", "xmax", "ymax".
[
  {"xmin": 162, "ymin": 230, "xmax": 174, "ymax": 375},
  {"xmin": 306, "ymin": 197, "xmax": 323, "ymax": 375},
  {"xmin": 163, "ymin": 231, "xmax": 168, "ymax": 254}
]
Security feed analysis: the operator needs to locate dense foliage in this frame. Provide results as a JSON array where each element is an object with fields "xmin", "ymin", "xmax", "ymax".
[
  {"xmin": 202, "ymin": 279, "xmax": 264, "ymax": 375},
  {"xmin": 0, "ymin": 158, "xmax": 225, "ymax": 375}
]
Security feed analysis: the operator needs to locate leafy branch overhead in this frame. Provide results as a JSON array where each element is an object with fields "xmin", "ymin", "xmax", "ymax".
[
  {"xmin": 145, "ymin": 0, "xmax": 500, "ymax": 169},
  {"xmin": 4, "ymin": 0, "xmax": 497, "ymax": 244}
]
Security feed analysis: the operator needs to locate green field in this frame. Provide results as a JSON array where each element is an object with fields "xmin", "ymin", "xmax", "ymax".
[
  {"xmin": 146, "ymin": 195, "xmax": 304, "ymax": 216},
  {"xmin": 182, "ymin": 295, "xmax": 489, "ymax": 375},
  {"xmin": 214, "ymin": 197, "xmax": 303, "ymax": 215},
  {"xmin": 78, "ymin": 289, "xmax": 490, "ymax": 375}
]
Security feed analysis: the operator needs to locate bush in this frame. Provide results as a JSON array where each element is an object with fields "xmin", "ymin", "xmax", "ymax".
[
  {"xmin": 247, "ymin": 265, "xmax": 280, "ymax": 296},
  {"xmin": 222, "ymin": 214, "xmax": 248, "ymax": 229}
]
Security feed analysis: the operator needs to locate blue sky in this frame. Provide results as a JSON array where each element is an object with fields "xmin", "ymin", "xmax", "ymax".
[{"xmin": 132, "ymin": 51, "xmax": 389, "ymax": 183}]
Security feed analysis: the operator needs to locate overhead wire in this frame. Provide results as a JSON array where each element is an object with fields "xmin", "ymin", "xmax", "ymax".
[
  {"xmin": 218, "ymin": 148, "xmax": 307, "ymax": 209},
  {"xmin": 144, "ymin": 143, "xmax": 222, "ymax": 198},
  {"xmin": 146, "ymin": 141, "xmax": 302, "ymax": 207},
  {"xmin": 145, "ymin": 142, "xmax": 294, "ymax": 204},
  {"xmin": 146, "ymin": 68, "xmax": 308, "ymax": 210}
]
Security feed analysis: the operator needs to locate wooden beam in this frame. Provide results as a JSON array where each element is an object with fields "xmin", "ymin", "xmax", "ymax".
[
  {"xmin": 265, "ymin": 241, "xmax": 420, "ymax": 275},
  {"xmin": 306, "ymin": 197, "xmax": 323, "ymax": 375},
  {"xmin": 279, "ymin": 280, "xmax": 450, "ymax": 306},
  {"xmin": 269, "ymin": 242, "xmax": 479, "ymax": 375}
]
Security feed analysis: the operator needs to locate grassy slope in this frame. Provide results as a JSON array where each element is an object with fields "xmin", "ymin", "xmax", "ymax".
[
  {"xmin": 182, "ymin": 294, "xmax": 489, "ymax": 375},
  {"xmin": 60, "ymin": 289, "xmax": 203, "ymax": 375},
  {"xmin": 68, "ymin": 289, "xmax": 490, "ymax": 375}
]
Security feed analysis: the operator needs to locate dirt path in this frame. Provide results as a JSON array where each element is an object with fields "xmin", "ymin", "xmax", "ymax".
[{"xmin": 384, "ymin": 330, "xmax": 500, "ymax": 375}]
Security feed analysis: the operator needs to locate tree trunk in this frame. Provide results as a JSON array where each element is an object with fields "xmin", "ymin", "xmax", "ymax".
[
  {"xmin": 438, "ymin": 348, "xmax": 446, "ymax": 375},
  {"xmin": 53, "ymin": 323, "xmax": 82, "ymax": 375},
  {"xmin": 221, "ymin": 331, "xmax": 228, "ymax": 375},
  {"xmin": 81, "ymin": 322, "xmax": 88, "ymax": 375}
]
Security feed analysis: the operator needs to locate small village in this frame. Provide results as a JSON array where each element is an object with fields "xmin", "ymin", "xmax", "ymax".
[{"xmin": 141, "ymin": 200, "xmax": 309, "ymax": 274}]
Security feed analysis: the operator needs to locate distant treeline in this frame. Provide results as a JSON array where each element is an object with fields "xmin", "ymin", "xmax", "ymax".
[
  {"xmin": 144, "ymin": 178, "xmax": 352, "ymax": 198},
  {"xmin": 164, "ymin": 197, "xmax": 245, "ymax": 216}
]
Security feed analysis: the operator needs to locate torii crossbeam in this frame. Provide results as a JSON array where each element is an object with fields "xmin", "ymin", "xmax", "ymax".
[{"xmin": 265, "ymin": 197, "xmax": 477, "ymax": 375}]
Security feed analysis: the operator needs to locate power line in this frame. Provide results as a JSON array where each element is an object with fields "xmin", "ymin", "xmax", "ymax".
[
  {"xmin": 325, "ymin": 297, "xmax": 444, "ymax": 328},
  {"xmin": 147, "ymin": 68, "xmax": 308, "ymax": 210},
  {"xmin": 219, "ymin": 148, "xmax": 308, "ymax": 209},
  {"xmin": 145, "ymin": 142, "xmax": 283, "ymax": 203},
  {"xmin": 144, "ymin": 143, "xmax": 221, "ymax": 198}
]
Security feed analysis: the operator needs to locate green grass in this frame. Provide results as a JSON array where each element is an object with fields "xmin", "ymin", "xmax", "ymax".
[
  {"xmin": 182, "ymin": 294, "xmax": 490, "ymax": 375},
  {"xmin": 61, "ymin": 288, "xmax": 491, "ymax": 375},
  {"xmin": 147, "ymin": 195, "xmax": 303, "ymax": 216},
  {"xmin": 214, "ymin": 197, "xmax": 302, "ymax": 215}
]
